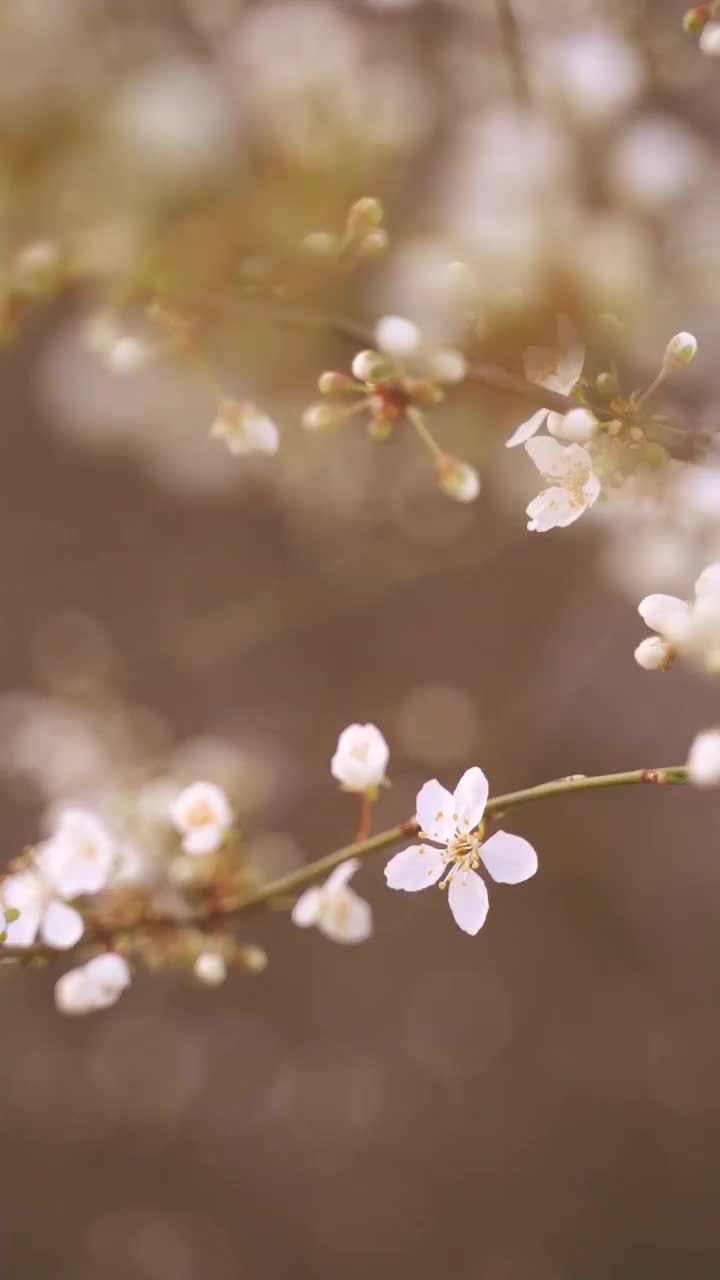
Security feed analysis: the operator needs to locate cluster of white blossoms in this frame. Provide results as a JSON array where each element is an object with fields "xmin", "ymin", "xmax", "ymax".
[
  {"xmin": 635, "ymin": 561, "xmax": 720, "ymax": 674},
  {"xmin": 210, "ymin": 399, "xmax": 279, "ymax": 457},
  {"xmin": 0, "ymin": 780, "xmax": 237, "ymax": 1015}
]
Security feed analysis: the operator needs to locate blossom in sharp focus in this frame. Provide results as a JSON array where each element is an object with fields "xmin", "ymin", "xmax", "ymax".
[
  {"xmin": 637, "ymin": 561, "xmax": 720, "ymax": 673},
  {"xmin": 2, "ymin": 862, "xmax": 84, "ymax": 950},
  {"xmin": 292, "ymin": 858, "xmax": 372, "ymax": 944},
  {"xmin": 384, "ymin": 767, "xmax": 537, "ymax": 935},
  {"xmin": 505, "ymin": 316, "xmax": 585, "ymax": 448},
  {"xmin": 55, "ymin": 953, "xmax": 131, "ymax": 1015},
  {"xmin": 210, "ymin": 399, "xmax": 279, "ymax": 456},
  {"xmin": 330, "ymin": 723, "xmax": 389, "ymax": 793},
  {"xmin": 42, "ymin": 809, "xmax": 116, "ymax": 898},
  {"xmin": 525, "ymin": 436, "xmax": 600, "ymax": 531},
  {"xmin": 170, "ymin": 781, "xmax": 233, "ymax": 855}
]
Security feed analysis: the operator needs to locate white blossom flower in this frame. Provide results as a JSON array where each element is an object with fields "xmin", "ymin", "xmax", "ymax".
[
  {"xmin": 194, "ymin": 952, "xmax": 227, "ymax": 985},
  {"xmin": 210, "ymin": 399, "xmax": 279, "ymax": 456},
  {"xmin": 700, "ymin": 22, "xmax": 720, "ymax": 56},
  {"xmin": 42, "ymin": 809, "xmax": 115, "ymax": 898},
  {"xmin": 687, "ymin": 729, "xmax": 720, "ymax": 787},
  {"xmin": 2, "ymin": 863, "xmax": 84, "ymax": 950},
  {"xmin": 525, "ymin": 437, "xmax": 600, "ymax": 532},
  {"xmin": 506, "ymin": 316, "xmax": 585, "ymax": 448},
  {"xmin": 374, "ymin": 314, "xmax": 420, "ymax": 358},
  {"xmin": 436, "ymin": 455, "xmax": 481, "ymax": 503},
  {"xmin": 547, "ymin": 406, "xmax": 599, "ymax": 445},
  {"xmin": 384, "ymin": 767, "xmax": 537, "ymax": 935},
  {"xmin": 637, "ymin": 561, "xmax": 720, "ymax": 672},
  {"xmin": 292, "ymin": 858, "xmax": 372, "ymax": 944},
  {"xmin": 330, "ymin": 723, "xmax": 389, "ymax": 793},
  {"xmin": 170, "ymin": 781, "xmax": 233, "ymax": 855},
  {"xmin": 55, "ymin": 953, "xmax": 131, "ymax": 1015}
]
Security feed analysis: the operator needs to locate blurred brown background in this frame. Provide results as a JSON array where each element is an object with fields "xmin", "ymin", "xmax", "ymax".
[
  {"xmin": 2, "ymin": 0, "xmax": 720, "ymax": 1275},
  {"xmin": 0, "ymin": 308, "xmax": 719, "ymax": 1278}
]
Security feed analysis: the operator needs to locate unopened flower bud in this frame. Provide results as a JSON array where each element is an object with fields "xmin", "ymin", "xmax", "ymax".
[
  {"xmin": 687, "ymin": 729, "xmax": 720, "ymax": 786},
  {"xmin": 684, "ymin": 4, "xmax": 712, "ymax": 32},
  {"xmin": 318, "ymin": 370, "xmax": 356, "ymax": 394},
  {"xmin": 302, "ymin": 403, "xmax": 342, "ymax": 431},
  {"xmin": 596, "ymin": 371, "xmax": 619, "ymax": 397},
  {"xmin": 194, "ymin": 952, "xmax": 227, "ymax": 986},
  {"xmin": 429, "ymin": 348, "xmax": 466, "ymax": 384},
  {"xmin": 435, "ymin": 455, "xmax": 481, "ymax": 503},
  {"xmin": 375, "ymin": 315, "xmax": 421, "ymax": 358},
  {"xmin": 699, "ymin": 19, "xmax": 720, "ymax": 51},
  {"xmin": 236, "ymin": 944, "xmax": 268, "ymax": 973},
  {"xmin": 634, "ymin": 636, "xmax": 672, "ymax": 671},
  {"xmin": 345, "ymin": 197, "xmax": 383, "ymax": 237},
  {"xmin": 548, "ymin": 407, "xmax": 599, "ymax": 444},
  {"xmin": 351, "ymin": 349, "xmax": 389, "ymax": 383},
  {"xmin": 664, "ymin": 331, "xmax": 698, "ymax": 365}
]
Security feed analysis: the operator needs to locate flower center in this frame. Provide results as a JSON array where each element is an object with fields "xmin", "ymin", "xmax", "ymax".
[{"xmin": 439, "ymin": 833, "xmax": 481, "ymax": 889}]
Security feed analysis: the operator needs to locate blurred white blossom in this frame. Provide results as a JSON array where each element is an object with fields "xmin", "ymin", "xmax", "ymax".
[
  {"xmin": 506, "ymin": 317, "xmax": 584, "ymax": 448},
  {"xmin": 210, "ymin": 399, "xmax": 279, "ymax": 456},
  {"xmin": 292, "ymin": 857, "xmax": 372, "ymax": 943},
  {"xmin": 170, "ymin": 781, "xmax": 233, "ymax": 855},
  {"xmin": 525, "ymin": 437, "xmax": 600, "ymax": 532},
  {"xmin": 638, "ymin": 561, "xmax": 720, "ymax": 673},
  {"xmin": 55, "ymin": 953, "xmax": 131, "ymax": 1015}
]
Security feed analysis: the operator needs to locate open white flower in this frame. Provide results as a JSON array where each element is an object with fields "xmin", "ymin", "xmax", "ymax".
[
  {"xmin": 292, "ymin": 858, "xmax": 372, "ymax": 944},
  {"xmin": 637, "ymin": 561, "xmax": 720, "ymax": 672},
  {"xmin": 55, "ymin": 953, "xmax": 131, "ymax": 1015},
  {"xmin": 170, "ymin": 781, "xmax": 233, "ymax": 855},
  {"xmin": 2, "ymin": 861, "xmax": 84, "ymax": 950},
  {"xmin": 687, "ymin": 729, "xmax": 720, "ymax": 787},
  {"xmin": 525, "ymin": 436, "xmax": 600, "ymax": 532},
  {"xmin": 384, "ymin": 767, "xmax": 537, "ymax": 935},
  {"xmin": 331, "ymin": 723, "xmax": 389, "ymax": 793},
  {"xmin": 506, "ymin": 316, "xmax": 585, "ymax": 448},
  {"xmin": 42, "ymin": 809, "xmax": 115, "ymax": 898},
  {"xmin": 210, "ymin": 399, "xmax": 279, "ymax": 456}
]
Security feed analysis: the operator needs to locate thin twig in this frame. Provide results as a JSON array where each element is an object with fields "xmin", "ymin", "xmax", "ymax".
[{"xmin": 0, "ymin": 765, "xmax": 687, "ymax": 965}]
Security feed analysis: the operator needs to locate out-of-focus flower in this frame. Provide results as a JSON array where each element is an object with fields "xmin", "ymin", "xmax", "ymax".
[
  {"xmin": 194, "ymin": 952, "xmax": 227, "ymax": 985},
  {"xmin": 2, "ymin": 864, "xmax": 84, "ymax": 949},
  {"xmin": 170, "ymin": 781, "xmax": 233, "ymax": 855},
  {"xmin": 525, "ymin": 437, "xmax": 600, "ymax": 532},
  {"xmin": 330, "ymin": 723, "xmax": 389, "ymax": 793},
  {"xmin": 375, "ymin": 314, "xmax": 421, "ymax": 358},
  {"xmin": 42, "ymin": 808, "xmax": 115, "ymax": 898},
  {"xmin": 699, "ymin": 21, "xmax": 720, "ymax": 54},
  {"xmin": 107, "ymin": 336, "xmax": 150, "ymax": 375},
  {"xmin": 210, "ymin": 399, "xmax": 279, "ymax": 456},
  {"xmin": 637, "ymin": 561, "xmax": 720, "ymax": 673},
  {"xmin": 292, "ymin": 858, "xmax": 372, "ymax": 943},
  {"xmin": 384, "ymin": 767, "xmax": 537, "ymax": 935},
  {"xmin": 55, "ymin": 953, "xmax": 131, "ymax": 1015},
  {"xmin": 687, "ymin": 729, "xmax": 720, "ymax": 786},
  {"xmin": 435, "ymin": 454, "xmax": 481, "ymax": 503},
  {"xmin": 506, "ymin": 316, "xmax": 585, "ymax": 448}
]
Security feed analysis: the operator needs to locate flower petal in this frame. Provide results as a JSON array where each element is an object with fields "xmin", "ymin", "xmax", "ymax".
[
  {"xmin": 553, "ymin": 315, "xmax": 585, "ymax": 391},
  {"xmin": 41, "ymin": 901, "xmax": 84, "ymax": 949},
  {"xmin": 291, "ymin": 887, "xmax": 322, "ymax": 927},
  {"xmin": 324, "ymin": 857, "xmax": 361, "ymax": 896},
  {"xmin": 527, "ymin": 486, "xmax": 588, "ymax": 532},
  {"xmin": 447, "ymin": 870, "xmax": 489, "ymax": 935},
  {"xmin": 505, "ymin": 409, "xmax": 548, "ymax": 449},
  {"xmin": 184, "ymin": 825, "xmax": 224, "ymax": 856},
  {"xmin": 480, "ymin": 830, "xmax": 538, "ymax": 883},
  {"xmin": 637, "ymin": 593, "xmax": 690, "ymax": 639},
  {"xmin": 525, "ymin": 435, "xmax": 570, "ymax": 477},
  {"xmin": 452, "ymin": 767, "xmax": 489, "ymax": 833},
  {"xmin": 415, "ymin": 779, "xmax": 455, "ymax": 842},
  {"xmin": 318, "ymin": 889, "xmax": 373, "ymax": 944},
  {"xmin": 384, "ymin": 844, "xmax": 445, "ymax": 891}
]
